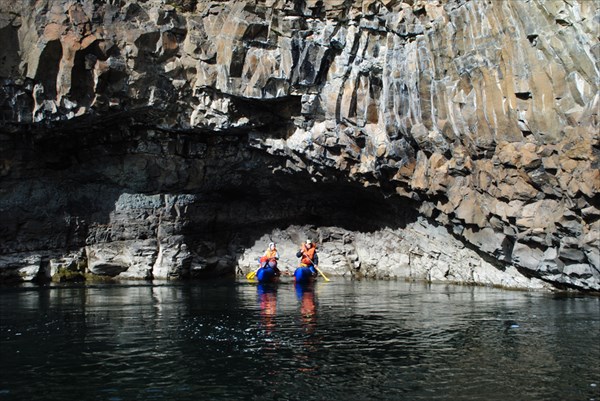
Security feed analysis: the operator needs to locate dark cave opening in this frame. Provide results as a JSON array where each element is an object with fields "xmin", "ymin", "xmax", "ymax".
[{"xmin": 0, "ymin": 124, "xmax": 420, "ymax": 260}]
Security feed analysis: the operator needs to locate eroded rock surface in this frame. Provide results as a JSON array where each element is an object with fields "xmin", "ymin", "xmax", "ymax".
[{"xmin": 0, "ymin": 0, "xmax": 598, "ymax": 291}]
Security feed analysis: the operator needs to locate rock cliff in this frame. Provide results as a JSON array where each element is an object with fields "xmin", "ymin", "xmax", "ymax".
[{"xmin": 0, "ymin": 0, "xmax": 598, "ymax": 291}]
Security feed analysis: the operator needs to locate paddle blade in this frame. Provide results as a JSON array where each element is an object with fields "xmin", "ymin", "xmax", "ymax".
[
  {"xmin": 315, "ymin": 267, "xmax": 330, "ymax": 282},
  {"xmin": 246, "ymin": 269, "xmax": 257, "ymax": 279}
]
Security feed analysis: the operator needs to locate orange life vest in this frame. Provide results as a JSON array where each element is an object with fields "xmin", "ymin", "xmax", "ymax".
[
  {"xmin": 300, "ymin": 245, "xmax": 316, "ymax": 266},
  {"xmin": 265, "ymin": 248, "xmax": 278, "ymax": 260}
]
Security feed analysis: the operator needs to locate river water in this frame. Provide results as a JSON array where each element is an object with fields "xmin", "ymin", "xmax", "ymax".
[{"xmin": 0, "ymin": 278, "xmax": 598, "ymax": 401}]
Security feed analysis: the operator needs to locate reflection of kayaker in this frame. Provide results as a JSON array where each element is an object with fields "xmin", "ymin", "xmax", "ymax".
[
  {"xmin": 295, "ymin": 283, "xmax": 316, "ymax": 315},
  {"xmin": 293, "ymin": 283, "xmax": 319, "ymax": 375},
  {"xmin": 257, "ymin": 283, "xmax": 277, "ymax": 333},
  {"xmin": 295, "ymin": 283, "xmax": 317, "ymax": 333}
]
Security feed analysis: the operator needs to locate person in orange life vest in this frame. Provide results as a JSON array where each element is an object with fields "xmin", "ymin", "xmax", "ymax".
[
  {"xmin": 260, "ymin": 242, "xmax": 280, "ymax": 274},
  {"xmin": 296, "ymin": 239, "xmax": 318, "ymax": 276}
]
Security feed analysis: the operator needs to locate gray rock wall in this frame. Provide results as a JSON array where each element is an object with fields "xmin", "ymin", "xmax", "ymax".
[{"xmin": 0, "ymin": 0, "xmax": 598, "ymax": 291}]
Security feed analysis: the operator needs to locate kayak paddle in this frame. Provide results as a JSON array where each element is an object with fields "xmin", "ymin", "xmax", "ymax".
[
  {"xmin": 246, "ymin": 268, "xmax": 259, "ymax": 280},
  {"xmin": 303, "ymin": 253, "xmax": 330, "ymax": 282}
]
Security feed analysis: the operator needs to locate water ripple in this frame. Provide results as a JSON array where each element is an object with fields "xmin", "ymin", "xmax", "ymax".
[{"xmin": 0, "ymin": 280, "xmax": 598, "ymax": 401}]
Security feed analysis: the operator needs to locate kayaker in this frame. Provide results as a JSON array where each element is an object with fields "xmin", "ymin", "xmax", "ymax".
[
  {"xmin": 264, "ymin": 242, "xmax": 279, "ymax": 261},
  {"xmin": 261, "ymin": 242, "xmax": 280, "ymax": 275},
  {"xmin": 296, "ymin": 239, "xmax": 318, "ymax": 276}
]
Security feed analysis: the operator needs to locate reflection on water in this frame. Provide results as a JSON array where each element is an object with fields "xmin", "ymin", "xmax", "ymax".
[
  {"xmin": 294, "ymin": 283, "xmax": 319, "ymax": 377},
  {"xmin": 0, "ymin": 279, "xmax": 599, "ymax": 401},
  {"xmin": 295, "ymin": 283, "xmax": 317, "ymax": 332},
  {"xmin": 257, "ymin": 283, "xmax": 277, "ymax": 334}
]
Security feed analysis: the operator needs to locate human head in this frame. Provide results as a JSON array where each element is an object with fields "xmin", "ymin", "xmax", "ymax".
[
  {"xmin": 269, "ymin": 242, "xmax": 275, "ymax": 250},
  {"xmin": 305, "ymin": 239, "xmax": 312, "ymax": 248}
]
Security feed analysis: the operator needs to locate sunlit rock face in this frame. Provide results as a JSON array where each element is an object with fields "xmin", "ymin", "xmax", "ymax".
[{"xmin": 0, "ymin": 0, "xmax": 597, "ymax": 291}]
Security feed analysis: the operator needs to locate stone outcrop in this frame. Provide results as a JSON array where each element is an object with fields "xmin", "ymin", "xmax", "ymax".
[{"xmin": 0, "ymin": 0, "xmax": 598, "ymax": 291}]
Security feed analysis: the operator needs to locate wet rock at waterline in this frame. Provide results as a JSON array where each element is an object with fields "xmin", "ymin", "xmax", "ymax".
[{"xmin": 0, "ymin": 0, "xmax": 598, "ymax": 291}]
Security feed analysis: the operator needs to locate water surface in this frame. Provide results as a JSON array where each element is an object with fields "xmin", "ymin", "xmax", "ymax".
[{"xmin": 1, "ymin": 279, "xmax": 598, "ymax": 400}]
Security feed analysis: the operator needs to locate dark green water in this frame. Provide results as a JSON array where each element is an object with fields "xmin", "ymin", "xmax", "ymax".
[{"xmin": 0, "ymin": 278, "xmax": 598, "ymax": 401}]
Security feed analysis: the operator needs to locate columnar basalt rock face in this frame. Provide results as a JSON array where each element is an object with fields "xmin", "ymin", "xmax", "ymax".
[{"xmin": 0, "ymin": 0, "xmax": 598, "ymax": 291}]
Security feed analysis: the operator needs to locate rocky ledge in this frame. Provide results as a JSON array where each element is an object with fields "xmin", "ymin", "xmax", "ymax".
[{"xmin": 0, "ymin": 0, "xmax": 598, "ymax": 292}]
